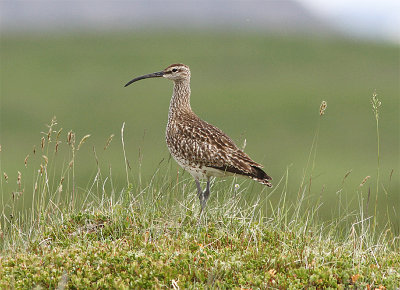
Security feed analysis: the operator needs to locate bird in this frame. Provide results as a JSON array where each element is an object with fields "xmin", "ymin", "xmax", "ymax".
[{"xmin": 124, "ymin": 63, "xmax": 272, "ymax": 211}]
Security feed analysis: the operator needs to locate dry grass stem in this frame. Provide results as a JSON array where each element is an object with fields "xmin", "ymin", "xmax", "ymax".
[
  {"xmin": 121, "ymin": 122, "xmax": 130, "ymax": 185},
  {"xmin": 42, "ymin": 155, "xmax": 49, "ymax": 165},
  {"xmin": 77, "ymin": 134, "xmax": 91, "ymax": 150}
]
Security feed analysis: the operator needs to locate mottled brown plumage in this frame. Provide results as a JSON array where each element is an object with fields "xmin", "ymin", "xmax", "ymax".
[{"xmin": 125, "ymin": 63, "xmax": 272, "ymax": 210}]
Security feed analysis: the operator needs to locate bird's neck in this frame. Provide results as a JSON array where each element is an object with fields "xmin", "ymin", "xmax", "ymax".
[{"xmin": 169, "ymin": 80, "xmax": 192, "ymax": 117}]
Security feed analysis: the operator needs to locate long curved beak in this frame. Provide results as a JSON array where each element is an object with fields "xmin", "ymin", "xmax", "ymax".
[{"xmin": 124, "ymin": 71, "xmax": 164, "ymax": 87}]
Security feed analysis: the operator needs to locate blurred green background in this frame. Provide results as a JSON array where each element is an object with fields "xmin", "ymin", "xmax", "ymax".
[{"xmin": 1, "ymin": 32, "xmax": 399, "ymax": 229}]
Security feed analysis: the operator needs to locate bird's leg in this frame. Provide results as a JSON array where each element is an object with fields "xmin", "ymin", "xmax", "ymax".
[
  {"xmin": 195, "ymin": 179, "xmax": 210, "ymax": 212},
  {"xmin": 203, "ymin": 178, "xmax": 211, "ymax": 204},
  {"xmin": 195, "ymin": 179, "xmax": 205, "ymax": 207}
]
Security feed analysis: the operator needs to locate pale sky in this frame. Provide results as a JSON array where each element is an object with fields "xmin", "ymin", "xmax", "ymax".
[
  {"xmin": 1, "ymin": 0, "xmax": 399, "ymax": 42},
  {"xmin": 300, "ymin": 0, "xmax": 400, "ymax": 42}
]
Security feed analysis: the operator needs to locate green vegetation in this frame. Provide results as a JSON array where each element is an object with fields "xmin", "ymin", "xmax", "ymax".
[
  {"xmin": 1, "ymin": 114, "xmax": 399, "ymax": 288},
  {"xmin": 1, "ymin": 200, "xmax": 399, "ymax": 288},
  {"xmin": 0, "ymin": 32, "xmax": 399, "ymax": 287}
]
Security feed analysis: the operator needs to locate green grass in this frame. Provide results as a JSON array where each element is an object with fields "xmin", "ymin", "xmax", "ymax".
[
  {"xmin": 1, "ymin": 115, "xmax": 399, "ymax": 288},
  {"xmin": 0, "ymin": 31, "xmax": 399, "ymax": 287}
]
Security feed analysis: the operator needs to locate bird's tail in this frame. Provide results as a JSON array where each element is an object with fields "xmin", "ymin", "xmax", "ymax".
[{"xmin": 250, "ymin": 166, "xmax": 273, "ymax": 187}]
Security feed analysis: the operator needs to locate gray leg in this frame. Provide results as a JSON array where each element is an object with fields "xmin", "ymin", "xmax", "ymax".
[
  {"xmin": 195, "ymin": 179, "xmax": 205, "ymax": 208},
  {"xmin": 195, "ymin": 179, "xmax": 203, "ymax": 198},
  {"xmin": 203, "ymin": 178, "xmax": 211, "ymax": 204},
  {"xmin": 195, "ymin": 179, "xmax": 211, "ymax": 212}
]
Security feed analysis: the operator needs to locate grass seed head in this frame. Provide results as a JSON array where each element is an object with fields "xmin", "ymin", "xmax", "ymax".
[
  {"xmin": 55, "ymin": 141, "xmax": 61, "ymax": 153},
  {"xmin": 371, "ymin": 90, "xmax": 381, "ymax": 120},
  {"xmin": 56, "ymin": 128, "xmax": 63, "ymax": 141},
  {"xmin": 24, "ymin": 154, "xmax": 29, "ymax": 167},
  {"xmin": 46, "ymin": 116, "xmax": 58, "ymax": 141},
  {"xmin": 67, "ymin": 131, "xmax": 75, "ymax": 146},
  {"xmin": 17, "ymin": 171, "xmax": 22, "ymax": 188},
  {"xmin": 319, "ymin": 100, "xmax": 327, "ymax": 116},
  {"xmin": 104, "ymin": 134, "xmax": 115, "ymax": 150},
  {"xmin": 342, "ymin": 170, "xmax": 352, "ymax": 183},
  {"xmin": 3, "ymin": 172, "xmax": 8, "ymax": 182},
  {"xmin": 360, "ymin": 175, "xmax": 371, "ymax": 187},
  {"xmin": 41, "ymin": 137, "xmax": 45, "ymax": 150}
]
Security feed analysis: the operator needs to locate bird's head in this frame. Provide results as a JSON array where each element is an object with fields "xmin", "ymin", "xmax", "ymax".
[{"xmin": 124, "ymin": 63, "xmax": 190, "ymax": 87}]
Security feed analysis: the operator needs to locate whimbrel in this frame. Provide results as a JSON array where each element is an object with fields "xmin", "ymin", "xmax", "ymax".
[{"xmin": 124, "ymin": 64, "xmax": 272, "ymax": 210}]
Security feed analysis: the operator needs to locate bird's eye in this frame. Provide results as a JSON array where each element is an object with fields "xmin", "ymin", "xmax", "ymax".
[{"xmin": 172, "ymin": 68, "xmax": 178, "ymax": 72}]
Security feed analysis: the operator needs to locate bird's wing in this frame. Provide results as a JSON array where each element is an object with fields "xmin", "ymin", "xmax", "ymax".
[{"xmin": 167, "ymin": 113, "xmax": 271, "ymax": 182}]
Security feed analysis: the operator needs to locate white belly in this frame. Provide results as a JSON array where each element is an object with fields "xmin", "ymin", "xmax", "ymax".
[{"xmin": 172, "ymin": 154, "xmax": 231, "ymax": 180}]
